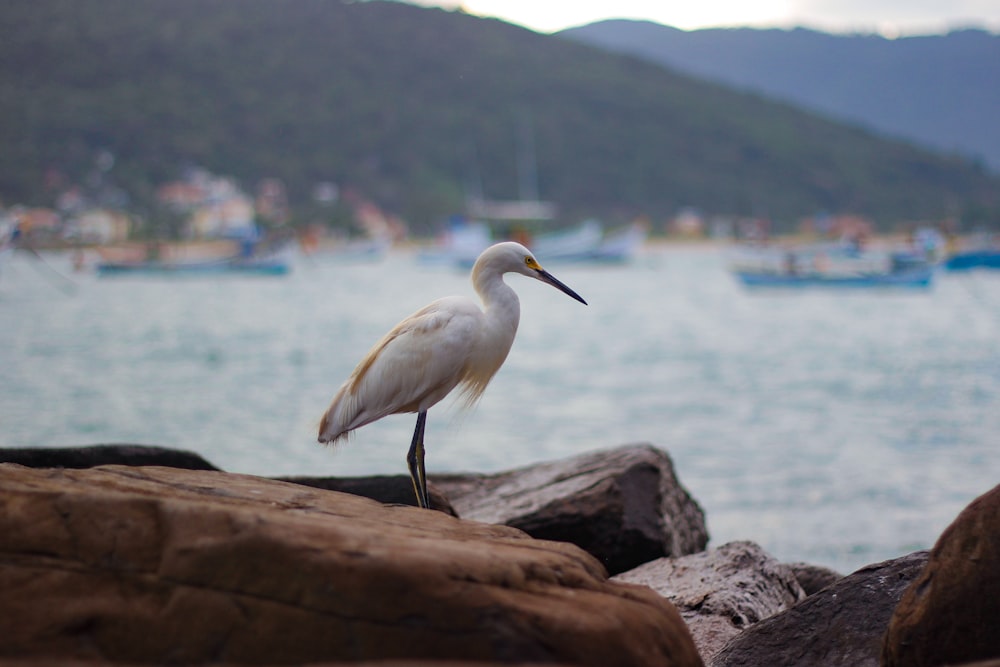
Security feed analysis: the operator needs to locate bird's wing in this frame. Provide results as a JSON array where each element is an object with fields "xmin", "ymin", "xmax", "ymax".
[{"xmin": 318, "ymin": 297, "xmax": 480, "ymax": 443}]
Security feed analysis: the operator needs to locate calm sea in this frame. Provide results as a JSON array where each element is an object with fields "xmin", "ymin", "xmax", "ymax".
[{"xmin": 2, "ymin": 244, "xmax": 998, "ymax": 574}]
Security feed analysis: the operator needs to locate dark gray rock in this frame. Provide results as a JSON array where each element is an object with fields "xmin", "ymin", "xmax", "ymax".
[
  {"xmin": 275, "ymin": 474, "xmax": 457, "ymax": 515},
  {"xmin": 0, "ymin": 446, "xmax": 459, "ymax": 513},
  {"xmin": 0, "ymin": 444, "xmax": 219, "ymax": 470},
  {"xmin": 712, "ymin": 551, "xmax": 929, "ymax": 667},
  {"xmin": 882, "ymin": 484, "xmax": 1000, "ymax": 667},
  {"xmin": 785, "ymin": 561, "xmax": 843, "ymax": 595},
  {"xmin": 430, "ymin": 443, "xmax": 708, "ymax": 575},
  {"xmin": 614, "ymin": 540, "xmax": 805, "ymax": 663}
]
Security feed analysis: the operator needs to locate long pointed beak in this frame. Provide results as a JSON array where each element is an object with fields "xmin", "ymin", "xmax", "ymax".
[{"xmin": 535, "ymin": 268, "xmax": 588, "ymax": 305}]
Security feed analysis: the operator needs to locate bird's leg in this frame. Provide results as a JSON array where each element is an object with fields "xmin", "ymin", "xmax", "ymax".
[
  {"xmin": 417, "ymin": 425, "xmax": 429, "ymax": 509},
  {"xmin": 406, "ymin": 411, "xmax": 429, "ymax": 509}
]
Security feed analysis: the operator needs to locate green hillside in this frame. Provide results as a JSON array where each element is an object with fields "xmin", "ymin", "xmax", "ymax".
[{"xmin": 1, "ymin": 0, "xmax": 998, "ymax": 232}]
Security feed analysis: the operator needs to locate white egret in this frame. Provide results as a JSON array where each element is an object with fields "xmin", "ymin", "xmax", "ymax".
[{"xmin": 318, "ymin": 241, "xmax": 587, "ymax": 508}]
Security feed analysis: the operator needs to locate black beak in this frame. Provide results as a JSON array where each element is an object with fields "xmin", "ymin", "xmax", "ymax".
[{"xmin": 536, "ymin": 268, "xmax": 588, "ymax": 305}]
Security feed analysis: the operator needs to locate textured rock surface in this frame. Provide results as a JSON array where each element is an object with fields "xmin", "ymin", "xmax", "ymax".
[
  {"xmin": 712, "ymin": 551, "xmax": 929, "ymax": 667},
  {"xmin": 431, "ymin": 443, "xmax": 708, "ymax": 575},
  {"xmin": 614, "ymin": 541, "xmax": 805, "ymax": 662},
  {"xmin": 276, "ymin": 474, "xmax": 458, "ymax": 515},
  {"xmin": 0, "ymin": 443, "xmax": 219, "ymax": 470},
  {"xmin": 0, "ymin": 463, "xmax": 702, "ymax": 667},
  {"xmin": 882, "ymin": 484, "xmax": 1000, "ymax": 667},
  {"xmin": 785, "ymin": 560, "xmax": 843, "ymax": 595}
]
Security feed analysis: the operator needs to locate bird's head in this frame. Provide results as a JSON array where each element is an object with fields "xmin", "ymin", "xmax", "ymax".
[{"xmin": 478, "ymin": 242, "xmax": 588, "ymax": 305}]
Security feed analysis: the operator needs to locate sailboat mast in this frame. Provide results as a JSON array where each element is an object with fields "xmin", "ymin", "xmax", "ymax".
[{"xmin": 516, "ymin": 110, "xmax": 539, "ymax": 203}]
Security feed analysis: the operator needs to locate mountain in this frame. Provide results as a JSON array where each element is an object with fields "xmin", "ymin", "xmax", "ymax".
[
  {"xmin": 560, "ymin": 21, "xmax": 1000, "ymax": 174},
  {"xmin": 1, "ymin": 0, "xmax": 998, "ymax": 233}
]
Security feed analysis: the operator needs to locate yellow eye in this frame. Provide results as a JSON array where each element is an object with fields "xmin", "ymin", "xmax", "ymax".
[{"xmin": 525, "ymin": 256, "xmax": 539, "ymax": 269}]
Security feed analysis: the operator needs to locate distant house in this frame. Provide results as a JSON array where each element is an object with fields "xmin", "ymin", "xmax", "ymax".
[
  {"xmin": 156, "ymin": 182, "xmax": 206, "ymax": 211},
  {"xmin": 670, "ymin": 207, "xmax": 705, "ymax": 237},
  {"xmin": 186, "ymin": 196, "xmax": 256, "ymax": 240},
  {"xmin": 158, "ymin": 169, "xmax": 258, "ymax": 240},
  {"xmin": 255, "ymin": 177, "xmax": 289, "ymax": 225},
  {"xmin": 67, "ymin": 209, "xmax": 132, "ymax": 244},
  {"xmin": 10, "ymin": 207, "xmax": 61, "ymax": 242}
]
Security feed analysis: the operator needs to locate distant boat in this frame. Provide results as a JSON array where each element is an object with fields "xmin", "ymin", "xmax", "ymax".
[
  {"xmin": 421, "ymin": 217, "xmax": 646, "ymax": 267},
  {"xmin": 729, "ymin": 243, "xmax": 934, "ymax": 289},
  {"xmin": 416, "ymin": 218, "xmax": 493, "ymax": 266},
  {"xmin": 95, "ymin": 234, "xmax": 293, "ymax": 277},
  {"xmin": 96, "ymin": 253, "xmax": 291, "ymax": 276},
  {"xmin": 588, "ymin": 221, "xmax": 650, "ymax": 263},
  {"xmin": 944, "ymin": 249, "xmax": 1000, "ymax": 271},
  {"xmin": 297, "ymin": 229, "xmax": 391, "ymax": 262},
  {"xmin": 734, "ymin": 266, "xmax": 934, "ymax": 289},
  {"xmin": 527, "ymin": 219, "xmax": 649, "ymax": 264},
  {"xmin": 426, "ymin": 111, "xmax": 646, "ymax": 266}
]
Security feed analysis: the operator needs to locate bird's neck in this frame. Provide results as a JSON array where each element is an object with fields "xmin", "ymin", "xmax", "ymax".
[{"xmin": 474, "ymin": 268, "xmax": 521, "ymax": 337}]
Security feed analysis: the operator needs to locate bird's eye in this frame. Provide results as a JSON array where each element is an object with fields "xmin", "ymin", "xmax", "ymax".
[{"xmin": 525, "ymin": 256, "xmax": 539, "ymax": 269}]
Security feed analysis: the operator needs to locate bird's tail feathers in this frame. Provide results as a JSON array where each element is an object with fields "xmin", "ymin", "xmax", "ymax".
[
  {"xmin": 317, "ymin": 387, "xmax": 353, "ymax": 445},
  {"xmin": 317, "ymin": 408, "xmax": 351, "ymax": 445},
  {"xmin": 317, "ymin": 384, "xmax": 372, "ymax": 445}
]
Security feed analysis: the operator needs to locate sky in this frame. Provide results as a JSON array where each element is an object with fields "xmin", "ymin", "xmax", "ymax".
[{"xmin": 408, "ymin": 0, "xmax": 1000, "ymax": 36}]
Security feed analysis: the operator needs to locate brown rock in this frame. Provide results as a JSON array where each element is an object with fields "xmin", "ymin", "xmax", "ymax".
[
  {"xmin": 882, "ymin": 484, "xmax": 1000, "ymax": 667},
  {"xmin": 0, "ymin": 463, "xmax": 702, "ymax": 667},
  {"xmin": 0, "ymin": 661, "xmax": 578, "ymax": 667},
  {"xmin": 614, "ymin": 541, "xmax": 805, "ymax": 662},
  {"xmin": 712, "ymin": 551, "xmax": 929, "ymax": 667},
  {"xmin": 0, "ymin": 445, "xmax": 458, "ymax": 514},
  {"xmin": 430, "ymin": 443, "xmax": 708, "ymax": 575}
]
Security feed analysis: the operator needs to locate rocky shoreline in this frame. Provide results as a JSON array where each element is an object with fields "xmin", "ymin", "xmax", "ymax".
[{"xmin": 0, "ymin": 442, "xmax": 997, "ymax": 666}]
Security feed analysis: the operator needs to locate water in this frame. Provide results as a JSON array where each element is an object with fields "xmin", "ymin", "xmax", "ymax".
[{"xmin": 2, "ymin": 245, "xmax": 998, "ymax": 574}]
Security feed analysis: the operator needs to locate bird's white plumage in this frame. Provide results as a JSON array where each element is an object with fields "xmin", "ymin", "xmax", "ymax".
[
  {"xmin": 319, "ymin": 296, "xmax": 488, "ymax": 442},
  {"xmin": 316, "ymin": 241, "xmax": 586, "ymax": 508}
]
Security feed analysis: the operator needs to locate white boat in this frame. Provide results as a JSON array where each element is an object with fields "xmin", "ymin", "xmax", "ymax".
[
  {"xmin": 531, "ymin": 219, "xmax": 604, "ymax": 261},
  {"xmin": 299, "ymin": 234, "xmax": 391, "ymax": 263},
  {"xmin": 728, "ymin": 242, "xmax": 934, "ymax": 289},
  {"xmin": 589, "ymin": 221, "xmax": 650, "ymax": 263},
  {"xmin": 417, "ymin": 218, "xmax": 493, "ymax": 266},
  {"xmin": 420, "ymin": 217, "xmax": 646, "ymax": 267},
  {"xmin": 420, "ymin": 115, "xmax": 646, "ymax": 266},
  {"xmin": 95, "ymin": 233, "xmax": 295, "ymax": 277}
]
